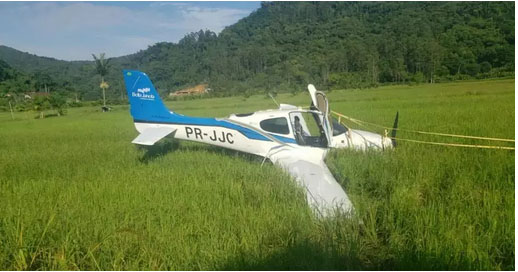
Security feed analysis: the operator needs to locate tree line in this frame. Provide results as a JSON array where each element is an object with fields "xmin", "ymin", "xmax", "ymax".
[{"xmin": 0, "ymin": 1, "xmax": 514, "ymax": 109}]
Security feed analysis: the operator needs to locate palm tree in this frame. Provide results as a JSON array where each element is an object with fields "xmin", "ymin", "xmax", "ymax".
[{"xmin": 92, "ymin": 53, "xmax": 110, "ymax": 108}]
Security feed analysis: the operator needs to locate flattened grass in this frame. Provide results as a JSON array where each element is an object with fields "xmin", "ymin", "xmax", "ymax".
[{"xmin": 0, "ymin": 79, "xmax": 514, "ymax": 270}]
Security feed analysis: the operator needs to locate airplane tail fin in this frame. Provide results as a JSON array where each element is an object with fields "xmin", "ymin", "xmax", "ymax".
[{"xmin": 123, "ymin": 70, "xmax": 172, "ymax": 122}]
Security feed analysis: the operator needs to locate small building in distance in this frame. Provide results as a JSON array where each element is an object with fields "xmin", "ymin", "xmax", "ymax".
[
  {"xmin": 24, "ymin": 92, "xmax": 51, "ymax": 99},
  {"xmin": 169, "ymin": 84, "xmax": 211, "ymax": 97}
]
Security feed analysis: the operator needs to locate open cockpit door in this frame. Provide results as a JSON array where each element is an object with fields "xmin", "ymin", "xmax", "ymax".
[
  {"xmin": 308, "ymin": 84, "xmax": 329, "ymax": 114},
  {"xmin": 307, "ymin": 84, "xmax": 333, "ymax": 146}
]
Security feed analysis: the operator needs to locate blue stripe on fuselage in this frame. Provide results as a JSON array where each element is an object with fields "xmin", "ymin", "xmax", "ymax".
[
  {"xmin": 270, "ymin": 134, "xmax": 297, "ymax": 144},
  {"xmin": 134, "ymin": 113, "xmax": 272, "ymax": 142}
]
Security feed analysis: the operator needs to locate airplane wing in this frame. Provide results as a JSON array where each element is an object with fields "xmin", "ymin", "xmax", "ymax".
[
  {"xmin": 269, "ymin": 149, "xmax": 354, "ymax": 217},
  {"xmin": 132, "ymin": 127, "xmax": 177, "ymax": 145}
]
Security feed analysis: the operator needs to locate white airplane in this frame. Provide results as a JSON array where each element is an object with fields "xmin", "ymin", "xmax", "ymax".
[{"xmin": 123, "ymin": 70, "xmax": 398, "ymax": 217}]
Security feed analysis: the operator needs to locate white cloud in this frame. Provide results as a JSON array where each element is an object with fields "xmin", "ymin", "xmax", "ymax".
[
  {"xmin": 177, "ymin": 6, "xmax": 251, "ymax": 33},
  {"xmin": 0, "ymin": 2, "xmax": 257, "ymax": 60},
  {"xmin": 148, "ymin": 2, "xmax": 190, "ymax": 8},
  {"xmin": 150, "ymin": 4, "xmax": 251, "ymax": 34}
]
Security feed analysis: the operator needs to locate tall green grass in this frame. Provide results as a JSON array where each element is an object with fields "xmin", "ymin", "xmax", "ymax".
[{"xmin": 0, "ymin": 79, "xmax": 514, "ymax": 270}]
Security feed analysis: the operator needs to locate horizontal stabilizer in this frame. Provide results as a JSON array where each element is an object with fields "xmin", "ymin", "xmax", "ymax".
[{"xmin": 131, "ymin": 127, "xmax": 176, "ymax": 145}]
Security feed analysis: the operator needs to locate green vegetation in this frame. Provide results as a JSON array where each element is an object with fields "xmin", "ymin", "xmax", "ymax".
[
  {"xmin": 0, "ymin": 79, "xmax": 514, "ymax": 270},
  {"xmin": 0, "ymin": 2, "xmax": 514, "ymax": 104}
]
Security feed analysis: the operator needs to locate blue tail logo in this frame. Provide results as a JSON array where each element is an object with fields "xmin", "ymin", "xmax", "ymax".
[
  {"xmin": 123, "ymin": 70, "xmax": 171, "ymax": 122},
  {"xmin": 133, "ymin": 87, "xmax": 154, "ymax": 100}
]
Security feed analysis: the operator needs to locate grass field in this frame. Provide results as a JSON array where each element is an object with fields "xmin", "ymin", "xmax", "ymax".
[{"xmin": 0, "ymin": 79, "xmax": 514, "ymax": 270}]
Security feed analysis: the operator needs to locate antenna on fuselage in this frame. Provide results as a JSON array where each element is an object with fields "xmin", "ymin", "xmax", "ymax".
[{"xmin": 268, "ymin": 93, "xmax": 279, "ymax": 108}]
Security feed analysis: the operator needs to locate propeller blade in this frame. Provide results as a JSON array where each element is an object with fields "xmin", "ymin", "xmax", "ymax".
[{"xmin": 391, "ymin": 111, "xmax": 399, "ymax": 147}]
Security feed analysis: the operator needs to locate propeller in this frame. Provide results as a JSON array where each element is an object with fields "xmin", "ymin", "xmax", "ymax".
[{"xmin": 390, "ymin": 111, "xmax": 399, "ymax": 147}]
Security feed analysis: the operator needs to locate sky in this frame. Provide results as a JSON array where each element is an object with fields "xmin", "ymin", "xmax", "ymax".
[{"xmin": 0, "ymin": 1, "xmax": 261, "ymax": 61}]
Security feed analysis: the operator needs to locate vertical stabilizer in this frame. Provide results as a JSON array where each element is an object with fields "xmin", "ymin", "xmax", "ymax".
[{"xmin": 122, "ymin": 70, "xmax": 172, "ymax": 122}]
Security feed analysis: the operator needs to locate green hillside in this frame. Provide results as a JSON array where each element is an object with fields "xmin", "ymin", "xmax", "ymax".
[{"xmin": 0, "ymin": 1, "xmax": 514, "ymax": 102}]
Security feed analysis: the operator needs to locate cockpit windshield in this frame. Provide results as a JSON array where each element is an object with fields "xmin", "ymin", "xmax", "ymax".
[{"xmin": 290, "ymin": 111, "xmax": 328, "ymax": 148}]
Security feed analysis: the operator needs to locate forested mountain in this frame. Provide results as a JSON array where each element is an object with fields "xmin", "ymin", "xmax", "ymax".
[{"xmin": 0, "ymin": 1, "xmax": 514, "ymax": 102}]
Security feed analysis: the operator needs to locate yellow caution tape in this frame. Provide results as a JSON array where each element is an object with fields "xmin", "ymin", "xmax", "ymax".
[
  {"xmin": 386, "ymin": 136, "xmax": 515, "ymax": 150},
  {"xmin": 331, "ymin": 111, "xmax": 515, "ymax": 143},
  {"xmin": 330, "ymin": 111, "xmax": 514, "ymax": 150}
]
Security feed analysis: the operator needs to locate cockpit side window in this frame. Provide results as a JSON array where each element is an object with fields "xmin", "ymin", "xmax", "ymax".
[
  {"xmin": 332, "ymin": 118, "xmax": 348, "ymax": 136},
  {"xmin": 260, "ymin": 117, "xmax": 290, "ymax": 135}
]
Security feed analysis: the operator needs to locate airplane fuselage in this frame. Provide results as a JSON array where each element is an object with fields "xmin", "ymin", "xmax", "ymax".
[
  {"xmin": 133, "ymin": 115, "xmax": 329, "ymax": 161},
  {"xmin": 123, "ymin": 69, "xmax": 396, "ymax": 217}
]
